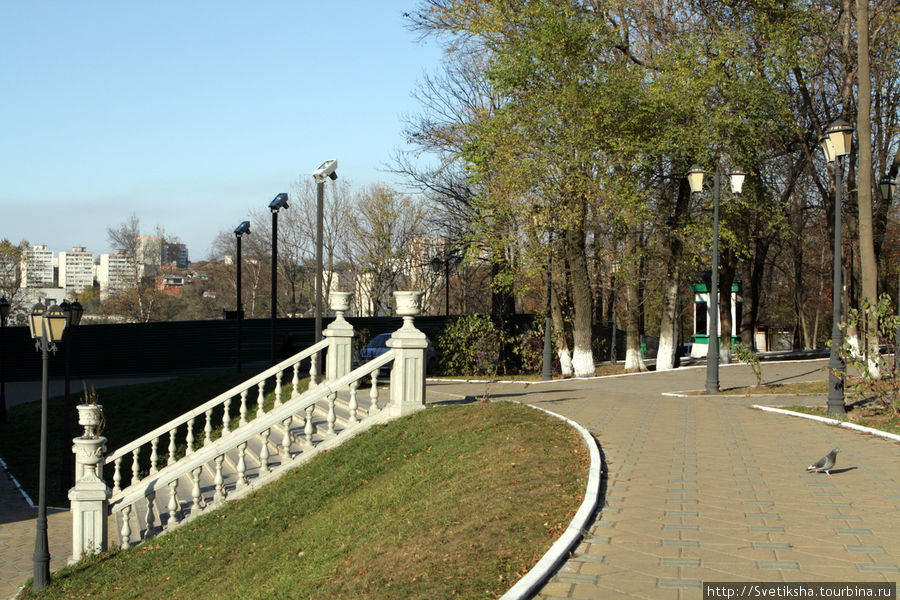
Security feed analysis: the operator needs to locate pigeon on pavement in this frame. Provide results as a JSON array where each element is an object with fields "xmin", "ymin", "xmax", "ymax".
[{"xmin": 807, "ymin": 448, "xmax": 839, "ymax": 476}]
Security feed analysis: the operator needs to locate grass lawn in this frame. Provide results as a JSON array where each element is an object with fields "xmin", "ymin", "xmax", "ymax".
[
  {"xmin": 0, "ymin": 371, "xmax": 254, "ymax": 507},
  {"xmin": 23, "ymin": 401, "xmax": 587, "ymax": 600}
]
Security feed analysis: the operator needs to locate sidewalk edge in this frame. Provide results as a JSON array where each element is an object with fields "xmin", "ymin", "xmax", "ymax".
[
  {"xmin": 500, "ymin": 403, "xmax": 602, "ymax": 600},
  {"xmin": 0, "ymin": 456, "xmax": 36, "ymax": 508},
  {"xmin": 752, "ymin": 405, "xmax": 900, "ymax": 442}
]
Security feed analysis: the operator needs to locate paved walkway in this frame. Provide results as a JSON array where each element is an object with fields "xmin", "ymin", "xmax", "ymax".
[
  {"xmin": 2, "ymin": 360, "xmax": 898, "ymax": 599},
  {"xmin": 430, "ymin": 359, "xmax": 900, "ymax": 598}
]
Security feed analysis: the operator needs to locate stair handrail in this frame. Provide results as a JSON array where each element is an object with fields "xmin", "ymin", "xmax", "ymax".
[
  {"xmin": 104, "ymin": 338, "xmax": 330, "ymax": 468},
  {"xmin": 108, "ymin": 349, "xmax": 396, "ymax": 513}
]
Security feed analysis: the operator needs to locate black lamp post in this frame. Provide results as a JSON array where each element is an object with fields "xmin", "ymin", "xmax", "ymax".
[
  {"xmin": 28, "ymin": 300, "xmax": 69, "ymax": 591},
  {"xmin": 0, "ymin": 296, "xmax": 9, "ymax": 425},
  {"xmin": 59, "ymin": 300, "xmax": 83, "ymax": 492},
  {"xmin": 269, "ymin": 193, "xmax": 289, "ymax": 365},
  {"xmin": 312, "ymin": 159, "xmax": 337, "ymax": 381},
  {"xmin": 688, "ymin": 164, "xmax": 745, "ymax": 394},
  {"xmin": 234, "ymin": 221, "xmax": 251, "ymax": 372},
  {"xmin": 880, "ymin": 176, "xmax": 897, "ymax": 374},
  {"xmin": 820, "ymin": 118, "xmax": 854, "ymax": 416}
]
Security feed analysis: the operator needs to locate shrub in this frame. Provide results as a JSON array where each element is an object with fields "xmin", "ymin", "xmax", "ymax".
[
  {"xmin": 436, "ymin": 314, "xmax": 502, "ymax": 376},
  {"xmin": 733, "ymin": 342, "xmax": 762, "ymax": 387}
]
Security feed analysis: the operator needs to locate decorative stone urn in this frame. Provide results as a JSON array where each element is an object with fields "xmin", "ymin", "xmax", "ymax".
[
  {"xmin": 394, "ymin": 291, "xmax": 424, "ymax": 328},
  {"xmin": 72, "ymin": 436, "xmax": 107, "ymax": 472},
  {"xmin": 76, "ymin": 403, "xmax": 104, "ymax": 439},
  {"xmin": 329, "ymin": 291, "xmax": 353, "ymax": 317}
]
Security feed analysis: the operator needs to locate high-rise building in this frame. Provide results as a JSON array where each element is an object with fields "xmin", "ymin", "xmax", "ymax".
[
  {"xmin": 165, "ymin": 242, "xmax": 189, "ymax": 267},
  {"xmin": 21, "ymin": 244, "xmax": 54, "ymax": 287},
  {"xmin": 58, "ymin": 246, "xmax": 95, "ymax": 294},
  {"xmin": 98, "ymin": 250, "xmax": 137, "ymax": 300}
]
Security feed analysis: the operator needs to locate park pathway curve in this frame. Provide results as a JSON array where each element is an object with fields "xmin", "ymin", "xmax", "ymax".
[{"xmin": 430, "ymin": 358, "xmax": 900, "ymax": 599}]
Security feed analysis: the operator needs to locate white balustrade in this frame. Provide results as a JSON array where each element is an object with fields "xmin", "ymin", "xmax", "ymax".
[{"xmin": 97, "ymin": 295, "xmax": 430, "ymax": 553}]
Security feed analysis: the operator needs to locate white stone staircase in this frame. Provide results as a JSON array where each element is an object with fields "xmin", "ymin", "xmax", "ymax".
[{"xmin": 68, "ymin": 291, "xmax": 429, "ymax": 561}]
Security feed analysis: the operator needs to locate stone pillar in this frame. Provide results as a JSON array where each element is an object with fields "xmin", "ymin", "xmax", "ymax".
[
  {"xmin": 324, "ymin": 291, "xmax": 354, "ymax": 382},
  {"xmin": 69, "ymin": 435, "xmax": 109, "ymax": 563},
  {"xmin": 387, "ymin": 291, "xmax": 428, "ymax": 417}
]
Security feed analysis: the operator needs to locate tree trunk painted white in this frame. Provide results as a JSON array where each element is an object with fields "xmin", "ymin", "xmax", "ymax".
[
  {"xmin": 625, "ymin": 347, "xmax": 646, "ymax": 372},
  {"xmin": 571, "ymin": 345, "xmax": 594, "ymax": 378},
  {"xmin": 656, "ymin": 279, "xmax": 678, "ymax": 371},
  {"xmin": 557, "ymin": 348, "xmax": 573, "ymax": 377}
]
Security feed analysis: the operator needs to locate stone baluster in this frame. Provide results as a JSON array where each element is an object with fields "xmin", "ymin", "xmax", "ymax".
[
  {"xmin": 326, "ymin": 393, "xmax": 337, "ymax": 435},
  {"xmin": 281, "ymin": 418, "xmax": 293, "ymax": 458},
  {"xmin": 131, "ymin": 448, "xmax": 141, "ymax": 484},
  {"xmin": 236, "ymin": 442, "xmax": 248, "ymax": 488},
  {"xmin": 369, "ymin": 372, "xmax": 380, "ymax": 415},
  {"xmin": 274, "ymin": 371, "xmax": 283, "ymax": 407},
  {"xmin": 291, "ymin": 362, "xmax": 301, "ymax": 401},
  {"xmin": 348, "ymin": 380, "xmax": 359, "ymax": 423},
  {"xmin": 191, "ymin": 467, "xmax": 203, "ymax": 514},
  {"xmin": 325, "ymin": 291, "xmax": 354, "ymax": 383},
  {"xmin": 239, "ymin": 389, "xmax": 249, "ymax": 426},
  {"xmin": 166, "ymin": 479, "xmax": 181, "ymax": 530},
  {"xmin": 213, "ymin": 455, "xmax": 226, "ymax": 503},
  {"xmin": 304, "ymin": 405, "xmax": 314, "ymax": 445},
  {"xmin": 256, "ymin": 381, "xmax": 266, "ymax": 419},
  {"xmin": 120, "ymin": 505, "xmax": 132, "ymax": 550},
  {"xmin": 222, "ymin": 397, "xmax": 232, "ymax": 433},
  {"xmin": 69, "ymin": 403, "xmax": 110, "ymax": 563},
  {"xmin": 144, "ymin": 490, "xmax": 156, "ymax": 538},
  {"xmin": 186, "ymin": 418, "xmax": 195, "ymax": 455},
  {"xmin": 387, "ymin": 291, "xmax": 428, "ymax": 417},
  {"xmin": 259, "ymin": 429, "xmax": 271, "ymax": 474},
  {"xmin": 309, "ymin": 351, "xmax": 319, "ymax": 388},
  {"xmin": 204, "ymin": 408, "xmax": 214, "ymax": 446},
  {"xmin": 112, "ymin": 458, "xmax": 122, "ymax": 494},
  {"xmin": 149, "ymin": 438, "xmax": 159, "ymax": 475},
  {"xmin": 167, "ymin": 428, "xmax": 177, "ymax": 467}
]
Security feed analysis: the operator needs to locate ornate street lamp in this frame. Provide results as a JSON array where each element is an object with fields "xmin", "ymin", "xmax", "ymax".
[
  {"xmin": 0, "ymin": 296, "xmax": 9, "ymax": 425},
  {"xmin": 59, "ymin": 300, "xmax": 84, "ymax": 490},
  {"xmin": 269, "ymin": 193, "xmax": 289, "ymax": 365},
  {"xmin": 234, "ymin": 220, "xmax": 251, "ymax": 372},
  {"xmin": 312, "ymin": 159, "xmax": 338, "ymax": 383},
  {"xmin": 688, "ymin": 164, "xmax": 745, "ymax": 394},
  {"xmin": 820, "ymin": 118, "xmax": 854, "ymax": 415},
  {"xmin": 29, "ymin": 300, "xmax": 69, "ymax": 591}
]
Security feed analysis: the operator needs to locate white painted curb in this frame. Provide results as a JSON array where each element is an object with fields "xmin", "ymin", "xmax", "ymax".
[
  {"xmin": 500, "ymin": 404, "xmax": 602, "ymax": 600},
  {"xmin": 753, "ymin": 405, "xmax": 900, "ymax": 443}
]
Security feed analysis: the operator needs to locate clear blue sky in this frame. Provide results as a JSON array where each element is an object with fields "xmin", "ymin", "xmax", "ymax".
[{"xmin": 0, "ymin": 1, "xmax": 443, "ymax": 261}]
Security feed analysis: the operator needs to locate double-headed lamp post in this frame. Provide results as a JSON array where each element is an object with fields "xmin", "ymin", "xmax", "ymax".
[
  {"xmin": 59, "ymin": 299, "xmax": 84, "ymax": 491},
  {"xmin": 688, "ymin": 164, "xmax": 745, "ymax": 394},
  {"xmin": 269, "ymin": 193, "xmax": 289, "ymax": 365},
  {"xmin": 880, "ymin": 176, "xmax": 897, "ymax": 374},
  {"xmin": 312, "ymin": 159, "xmax": 338, "ymax": 382},
  {"xmin": 0, "ymin": 296, "xmax": 9, "ymax": 425},
  {"xmin": 234, "ymin": 220, "xmax": 251, "ymax": 372},
  {"xmin": 820, "ymin": 119, "xmax": 853, "ymax": 416},
  {"xmin": 28, "ymin": 300, "xmax": 69, "ymax": 591}
]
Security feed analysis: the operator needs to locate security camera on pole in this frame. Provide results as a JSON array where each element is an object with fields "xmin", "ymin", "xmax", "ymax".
[{"xmin": 312, "ymin": 159, "xmax": 338, "ymax": 384}]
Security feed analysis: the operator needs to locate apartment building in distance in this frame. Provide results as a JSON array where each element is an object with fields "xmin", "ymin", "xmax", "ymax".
[
  {"xmin": 21, "ymin": 244, "xmax": 54, "ymax": 287},
  {"xmin": 97, "ymin": 250, "xmax": 138, "ymax": 300},
  {"xmin": 58, "ymin": 246, "xmax": 95, "ymax": 294}
]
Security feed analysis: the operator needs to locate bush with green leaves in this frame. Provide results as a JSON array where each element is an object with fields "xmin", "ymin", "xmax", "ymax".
[
  {"xmin": 839, "ymin": 294, "xmax": 900, "ymax": 414},
  {"xmin": 436, "ymin": 314, "xmax": 501, "ymax": 376},
  {"xmin": 733, "ymin": 342, "xmax": 762, "ymax": 387},
  {"xmin": 435, "ymin": 315, "xmax": 546, "ymax": 376}
]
